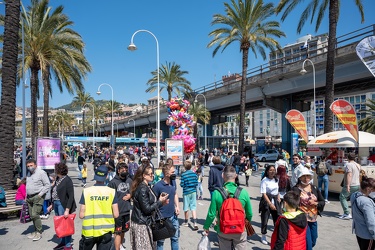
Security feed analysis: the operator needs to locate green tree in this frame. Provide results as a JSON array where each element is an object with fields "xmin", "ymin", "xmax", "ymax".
[
  {"xmin": 189, "ymin": 102, "xmax": 211, "ymax": 151},
  {"xmin": 93, "ymin": 103, "xmax": 107, "ymax": 136},
  {"xmin": 208, "ymin": 0, "xmax": 285, "ymax": 154},
  {"xmin": 72, "ymin": 91, "xmax": 94, "ymax": 136},
  {"xmin": 0, "ymin": 0, "xmax": 20, "ymax": 189},
  {"xmin": 359, "ymin": 99, "xmax": 375, "ymax": 134},
  {"xmin": 21, "ymin": 0, "xmax": 91, "ymax": 149},
  {"xmin": 104, "ymin": 100, "xmax": 122, "ymax": 121},
  {"xmin": 146, "ymin": 61, "xmax": 192, "ymax": 101},
  {"xmin": 276, "ymin": 0, "xmax": 365, "ymax": 134}
]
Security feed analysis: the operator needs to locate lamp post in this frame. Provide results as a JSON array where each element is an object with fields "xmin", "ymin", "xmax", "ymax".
[
  {"xmin": 194, "ymin": 94, "xmax": 207, "ymax": 151},
  {"xmin": 128, "ymin": 119, "xmax": 136, "ymax": 138},
  {"xmin": 54, "ymin": 115, "xmax": 63, "ymax": 139},
  {"xmin": 113, "ymin": 123, "xmax": 119, "ymax": 137},
  {"xmin": 54, "ymin": 120, "xmax": 61, "ymax": 138},
  {"xmin": 83, "ymin": 103, "xmax": 95, "ymax": 147},
  {"xmin": 97, "ymin": 83, "xmax": 114, "ymax": 148},
  {"xmin": 300, "ymin": 59, "xmax": 316, "ymax": 138},
  {"xmin": 128, "ymin": 29, "xmax": 160, "ymax": 167}
]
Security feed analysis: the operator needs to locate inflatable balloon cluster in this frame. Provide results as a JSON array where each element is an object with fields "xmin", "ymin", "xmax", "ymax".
[{"xmin": 166, "ymin": 97, "xmax": 196, "ymax": 153}]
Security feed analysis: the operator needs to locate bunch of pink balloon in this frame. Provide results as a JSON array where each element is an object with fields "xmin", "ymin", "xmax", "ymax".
[{"xmin": 166, "ymin": 97, "xmax": 196, "ymax": 153}]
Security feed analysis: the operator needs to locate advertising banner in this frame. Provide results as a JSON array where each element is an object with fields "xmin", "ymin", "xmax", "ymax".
[
  {"xmin": 330, "ymin": 99, "xmax": 359, "ymax": 142},
  {"xmin": 292, "ymin": 133, "xmax": 299, "ymax": 155},
  {"xmin": 356, "ymin": 36, "xmax": 375, "ymax": 77},
  {"xmin": 285, "ymin": 109, "xmax": 309, "ymax": 143},
  {"xmin": 165, "ymin": 139, "xmax": 184, "ymax": 166},
  {"xmin": 37, "ymin": 138, "xmax": 61, "ymax": 170}
]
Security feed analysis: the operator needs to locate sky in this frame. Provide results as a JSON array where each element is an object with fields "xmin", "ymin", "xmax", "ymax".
[{"xmin": 3, "ymin": 0, "xmax": 375, "ymax": 108}]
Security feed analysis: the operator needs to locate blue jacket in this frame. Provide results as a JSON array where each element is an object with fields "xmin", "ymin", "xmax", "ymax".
[{"xmin": 351, "ymin": 191, "xmax": 375, "ymax": 240}]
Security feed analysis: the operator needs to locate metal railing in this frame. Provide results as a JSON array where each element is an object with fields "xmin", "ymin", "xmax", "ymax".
[{"xmin": 193, "ymin": 24, "xmax": 375, "ymax": 95}]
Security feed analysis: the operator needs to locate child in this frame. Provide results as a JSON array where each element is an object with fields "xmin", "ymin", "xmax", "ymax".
[
  {"xmin": 180, "ymin": 160, "xmax": 199, "ymax": 230},
  {"xmin": 15, "ymin": 178, "xmax": 26, "ymax": 205},
  {"xmin": 270, "ymin": 191, "xmax": 307, "ymax": 250},
  {"xmin": 196, "ymin": 167, "xmax": 203, "ymax": 200},
  {"xmin": 81, "ymin": 164, "xmax": 87, "ymax": 187}
]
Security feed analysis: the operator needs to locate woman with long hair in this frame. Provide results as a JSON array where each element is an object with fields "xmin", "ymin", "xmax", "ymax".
[
  {"xmin": 130, "ymin": 164, "xmax": 169, "ymax": 250},
  {"xmin": 259, "ymin": 165, "xmax": 281, "ymax": 245},
  {"xmin": 292, "ymin": 167, "xmax": 325, "ymax": 250},
  {"xmin": 276, "ymin": 165, "xmax": 291, "ymax": 201},
  {"xmin": 351, "ymin": 176, "xmax": 375, "ymax": 250}
]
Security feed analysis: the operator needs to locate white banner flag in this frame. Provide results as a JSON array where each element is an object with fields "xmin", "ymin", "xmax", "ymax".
[{"xmin": 356, "ymin": 36, "xmax": 375, "ymax": 77}]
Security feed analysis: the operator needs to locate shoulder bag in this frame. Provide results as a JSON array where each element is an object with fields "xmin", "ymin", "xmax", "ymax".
[
  {"xmin": 245, "ymin": 219, "xmax": 255, "ymax": 236},
  {"xmin": 151, "ymin": 208, "xmax": 176, "ymax": 241}
]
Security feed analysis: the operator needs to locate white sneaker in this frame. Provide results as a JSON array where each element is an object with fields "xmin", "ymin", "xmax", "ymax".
[
  {"xmin": 120, "ymin": 244, "xmax": 126, "ymax": 250},
  {"xmin": 338, "ymin": 214, "xmax": 352, "ymax": 220},
  {"xmin": 325, "ymin": 200, "xmax": 330, "ymax": 204},
  {"xmin": 261, "ymin": 235, "xmax": 268, "ymax": 245}
]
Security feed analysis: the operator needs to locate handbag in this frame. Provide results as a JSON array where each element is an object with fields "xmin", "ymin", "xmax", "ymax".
[
  {"xmin": 245, "ymin": 219, "xmax": 255, "ymax": 236},
  {"xmin": 151, "ymin": 209, "xmax": 176, "ymax": 241},
  {"xmin": 53, "ymin": 214, "xmax": 76, "ymax": 238},
  {"xmin": 20, "ymin": 203, "xmax": 31, "ymax": 223}
]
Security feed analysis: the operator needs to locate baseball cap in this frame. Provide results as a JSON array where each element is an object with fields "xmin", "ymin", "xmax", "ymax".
[
  {"xmin": 141, "ymin": 156, "xmax": 148, "ymax": 161},
  {"xmin": 94, "ymin": 165, "xmax": 108, "ymax": 182}
]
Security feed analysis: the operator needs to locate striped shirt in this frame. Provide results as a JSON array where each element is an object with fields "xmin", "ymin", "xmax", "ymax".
[{"xmin": 180, "ymin": 170, "xmax": 198, "ymax": 195}]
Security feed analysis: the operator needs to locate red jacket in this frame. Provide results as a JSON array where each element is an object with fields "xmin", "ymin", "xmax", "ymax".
[{"xmin": 271, "ymin": 211, "xmax": 307, "ymax": 250}]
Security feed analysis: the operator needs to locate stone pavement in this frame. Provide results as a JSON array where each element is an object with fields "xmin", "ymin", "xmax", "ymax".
[{"xmin": 0, "ymin": 158, "xmax": 358, "ymax": 250}]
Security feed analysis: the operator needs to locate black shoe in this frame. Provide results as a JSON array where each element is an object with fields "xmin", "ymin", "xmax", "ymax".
[{"xmin": 53, "ymin": 242, "xmax": 65, "ymax": 250}]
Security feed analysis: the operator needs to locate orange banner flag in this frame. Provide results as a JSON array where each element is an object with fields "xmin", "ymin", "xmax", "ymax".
[
  {"xmin": 330, "ymin": 100, "xmax": 359, "ymax": 142},
  {"xmin": 285, "ymin": 109, "xmax": 309, "ymax": 143}
]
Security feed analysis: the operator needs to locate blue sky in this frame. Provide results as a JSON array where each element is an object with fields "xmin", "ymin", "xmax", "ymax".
[{"xmin": 7, "ymin": 0, "xmax": 375, "ymax": 108}]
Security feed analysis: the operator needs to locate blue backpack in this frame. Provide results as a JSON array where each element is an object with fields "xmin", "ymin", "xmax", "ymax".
[{"xmin": 0, "ymin": 186, "xmax": 7, "ymax": 207}]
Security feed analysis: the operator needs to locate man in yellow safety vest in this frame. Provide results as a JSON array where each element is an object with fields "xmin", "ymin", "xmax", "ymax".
[{"xmin": 78, "ymin": 165, "xmax": 119, "ymax": 250}]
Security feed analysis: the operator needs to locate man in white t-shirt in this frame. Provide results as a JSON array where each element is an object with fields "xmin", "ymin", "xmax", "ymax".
[{"xmin": 338, "ymin": 152, "xmax": 360, "ymax": 220}]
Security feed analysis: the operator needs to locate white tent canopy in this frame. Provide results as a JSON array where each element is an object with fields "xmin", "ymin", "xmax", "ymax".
[{"xmin": 307, "ymin": 130, "xmax": 375, "ymax": 148}]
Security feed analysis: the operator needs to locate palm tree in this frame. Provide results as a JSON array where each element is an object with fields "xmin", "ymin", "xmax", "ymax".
[
  {"xmin": 208, "ymin": 0, "xmax": 285, "ymax": 154},
  {"xmin": 146, "ymin": 61, "xmax": 192, "ymax": 101},
  {"xmin": 72, "ymin": 91, "xmax": 94, "ymax": 136},
  {"xmin": 21, "ymin": 0, "xmax": 91, "ymax": 149},
  {"xmin": 93, "ymin": 103, "xmax": 107, "ymax": 136},
  {"xmin": 359, "ymin": 99, "xmax": 375, "ymax": 134},
  {"xmin": 104, "ymin": 100, "xmax": 122, "ymax": 121},
  {"xmin": 189, "ymin": 102, "xmax": 211, "ymax": 151},
  {"xmin": 276, "ymin": 0, "xmax": 365, "ymax": 134},
  {"xmin": 0, "ymin": 0, "xmax": 21, "ymax": 189}
]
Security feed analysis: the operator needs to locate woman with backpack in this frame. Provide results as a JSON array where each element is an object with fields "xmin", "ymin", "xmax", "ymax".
[{"xmin": 316, "ymin": 156, "xmax": 331, "ymax": 204}]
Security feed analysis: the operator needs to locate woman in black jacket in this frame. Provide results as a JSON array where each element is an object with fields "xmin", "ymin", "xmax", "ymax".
[
  {"xmin": 48, "ymin": 162, "xmax": 77, "ymax": 250},
  {"xmin": 130, "ymin": 164, "xmax": 169, "ymax": 250}
]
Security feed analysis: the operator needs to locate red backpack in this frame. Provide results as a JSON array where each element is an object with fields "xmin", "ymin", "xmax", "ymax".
[{"xmin": 215, "ymin": 186, "xmax": 245, "ymax": 234}]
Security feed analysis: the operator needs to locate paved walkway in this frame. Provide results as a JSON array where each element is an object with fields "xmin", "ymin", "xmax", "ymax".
[{"xmin": 0, "ymin": 158, "xmax": 358, "ymax": 250}]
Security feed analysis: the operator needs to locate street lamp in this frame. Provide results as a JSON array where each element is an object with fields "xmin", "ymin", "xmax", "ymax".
[
  {"xmin": 194, "ymin": 94, "xmax": 207, "ymax": 151},
  {"xmin": 113, "ymin": 123, "xmax": 119, "ymax": 137},
  {"xmin": 128, "ymin": 119, "xmax": 136, "ymax": 138},
  {"xmin": 128, "ymin": 29, "xmax": 160, "ymax": 167},
  {"xmin": 300, "ymin": 58, "xmax": 316, "ymax": 138},
  {"xmin": 54, "ymin": 115, "xmax": 63, "ymax": 139},
  {"xmin": 54, "ymin": 120, "xmax": 61, "ymax": 138},
  {"xmin": 83, "ymin": 103, "xmax": 95, "ymax": 147},
  {"xmin": 97, "ymin": 83, "xmax": 114, "ymax": 148}
]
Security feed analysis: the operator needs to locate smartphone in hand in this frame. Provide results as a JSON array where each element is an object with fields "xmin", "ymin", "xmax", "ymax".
[{"xmin": 161, "ymin": 192, "xmax": 168, "ymax": 197}]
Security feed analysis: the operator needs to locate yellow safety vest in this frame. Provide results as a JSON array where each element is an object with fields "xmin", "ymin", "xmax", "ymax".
[{"xmin": 82, "ymin": 186, "xmax": 115, "ymax": 237}]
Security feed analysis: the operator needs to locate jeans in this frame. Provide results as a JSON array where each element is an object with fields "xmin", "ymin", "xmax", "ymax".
[
  {"xmin": 197, "ymin": 182, "xmax": 203, "ymax": 197},
  {"xmin": 339, "ymin": 185, "xmax": 360, "ymax": 215},
  {"xmin": 306, "ymin": 221, "xmax": 318, "ymax": 250},
  {"xmin": 54, "ymin": 200, "xmax": 72, "ymax": 247},
  {"xmin": 78, "ymin": 164, "xmax": 83, "ymax": 179},
  {"xmin": 16, "ymin": 200, "xmax": 25, "ymax": 205},
  {"xmin": 318, "ymin": 175, "xmax": 329, "ymax": 200},
  {"xmin": 157, "ymin": 215, "xmax": 180, "ymax": 250}
]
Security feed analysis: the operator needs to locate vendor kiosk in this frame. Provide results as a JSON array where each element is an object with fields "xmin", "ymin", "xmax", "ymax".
[{"xmin": 307, "ymin": 130, "xmax": 375, "ymax": 193}]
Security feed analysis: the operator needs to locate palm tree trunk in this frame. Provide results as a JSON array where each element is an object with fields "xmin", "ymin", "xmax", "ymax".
[
  {"xmin": 82, "ymin": 110, "xmax": 85, "ymax": 136},
  {"xmin": 31, "ymin": 67, "xmax": 40, "ymax": 158},
  {"xmin": 0, "ymin": 0, "xmax": 20, "ymax": 189},
  {"xmin": 194, "ymin": 123, "xmax": 199, "ymax": 152},
  {"xmin": 42, "ymin": 68, "xmax": 50, "ymax": 136},
  {"xmin": 324, "ymin": 0, "xmax": 338, "ymax": 134},
  {"xmin": 239, "ymin": 47, "xmax": 249, "ymax": 155}
]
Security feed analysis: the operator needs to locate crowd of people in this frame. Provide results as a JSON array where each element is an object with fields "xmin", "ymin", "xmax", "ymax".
[{"xmin": 4, "ymin": 145, "xmax": 375, "ymax": 250}]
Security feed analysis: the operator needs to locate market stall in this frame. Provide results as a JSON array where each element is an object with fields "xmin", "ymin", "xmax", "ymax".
[{"xmin": 307, "ymin": 130, "xmax": 375, "ymax": 193}]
